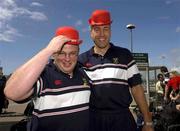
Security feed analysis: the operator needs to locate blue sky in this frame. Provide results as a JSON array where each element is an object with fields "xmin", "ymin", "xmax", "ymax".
[{"xmin": 0, "ymin": 0, "xmax": 180, "ymax": 75}]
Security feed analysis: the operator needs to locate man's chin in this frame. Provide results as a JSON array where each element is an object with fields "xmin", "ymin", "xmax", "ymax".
[{"xmin": 63, "ymin": 68, "xmax": 73, "ymax": 73}]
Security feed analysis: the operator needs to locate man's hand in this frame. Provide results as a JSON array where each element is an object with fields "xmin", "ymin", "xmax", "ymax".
[
  {"xmin": 142, "ymin": 125, "xmax": 154, "ymax": 131},
  {"xmin": 46, "ymin": 35, "xmax": 71, "ymax": 54},
  {"xmin": 176, "ymin": 104, "xmax": 180, "ymax": 111}
]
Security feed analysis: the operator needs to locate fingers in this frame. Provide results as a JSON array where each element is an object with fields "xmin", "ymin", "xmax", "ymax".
[
  {"xmin": 54, "ymin": 35, "xmax": 71, "ymax": 46},
  {"xmin": 47, "ymin": 35, "xmax": 71, "ymax": 54},
  {"xmin": 54, "ymin": 35, "xmax": 71, "ymax": 53}
]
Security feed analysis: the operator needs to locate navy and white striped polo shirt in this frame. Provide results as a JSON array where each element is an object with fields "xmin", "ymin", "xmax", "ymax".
[
  {"xmin": 78, "ymin": 43, "xmax": 142, "ymax": 111},
  {"xmin": 30, "ymin": 60, "xmax": 90, "ymax": 131}
]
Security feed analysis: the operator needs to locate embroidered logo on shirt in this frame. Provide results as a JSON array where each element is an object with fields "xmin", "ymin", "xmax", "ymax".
[
  {"xmin": 112, "ymin": 58, "xmax": 119, "ymax": 64},
  {"xmin": 82, "ymin": 78, "xmax": 88, "ymax": 86},
  {"xmin": 54, "ymin": 80, "xmax": 62, "ymax": 85},
  {"xmin": 85, "ymin": 62, "xmax": 93, "ymax": 68}
]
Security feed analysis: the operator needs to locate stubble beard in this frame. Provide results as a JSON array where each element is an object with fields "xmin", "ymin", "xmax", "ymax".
[{"xmin": 94, "ymin": 40, "xmax": 110, "ymax": 49}]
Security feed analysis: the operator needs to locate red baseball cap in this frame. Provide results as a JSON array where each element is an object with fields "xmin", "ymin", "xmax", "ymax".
[
  {"xmin": 55, "ymin": 26, "xmax": 82, "ymax": 45},
  {"xmin": 88, "ymin": 10, "xmax": 112, "ymax": 26}
]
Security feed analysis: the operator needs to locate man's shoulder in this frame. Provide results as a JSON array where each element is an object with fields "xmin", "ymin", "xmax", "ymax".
[
  {"xmin": 111, "ymin": 44, "xmax": 131, "ymax": 54},
  {"xmin": 79, "ymin": 49, "xmax": 91, "ymax": 57},
  {"xmin": 78, "ymin": 49, "xmax": 91, "ymax": 63},
  {"xmin": 110, "ymin": 45, "xmax": 133, "ymax": 62},
  {"xmin": 156, "ymin": 81, "xmax": 161, "ymax": 86}
]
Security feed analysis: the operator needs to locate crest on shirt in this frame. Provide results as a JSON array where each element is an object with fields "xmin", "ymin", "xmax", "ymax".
[
  {"xmin": 54, "ymin": 80, "xmax": 62, "ymax": 85},
  {"xmin": 82, "ymin": 78, "xmax": 88, "ymax": 86},
  {"xmin": 85, "ymin": 62, "xmax": 93, "ymax": 68},
  {"xmin": 112, "ymin": 57, "xmax": 119, "ymax": 64}
]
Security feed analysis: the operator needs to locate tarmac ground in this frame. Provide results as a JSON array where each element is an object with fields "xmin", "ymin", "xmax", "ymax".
[
  {"xmin": 0, "ymin": 100, "xmax": 137, "ymax": 131},
  {"xmin": 0, "ymin": 100, "xmax": 28, "ymax": 131}
]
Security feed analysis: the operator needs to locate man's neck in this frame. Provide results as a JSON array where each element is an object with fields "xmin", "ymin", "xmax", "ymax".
[
  {"xmin": 54, "ymin": 61, "xmax": 73, "ymax": 78},
  {"xmin": 94, "ymin": 44, "xmax": 110, "ymax": 56}
]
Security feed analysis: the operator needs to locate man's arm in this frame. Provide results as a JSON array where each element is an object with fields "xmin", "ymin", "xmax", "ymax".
[
  {"xmin": 164, "ymin": 84, "xmax": 169, "ymax": 101},
  {"xmin": 4, "ymin": 36, "xmax": 70, "ymax": 101},
  {"xmin": 131, "ymin": 85, "xmax": 152, "ymax": 126}
]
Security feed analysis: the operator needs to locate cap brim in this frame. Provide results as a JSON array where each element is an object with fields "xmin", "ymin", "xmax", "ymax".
[
  {"xmin": 89, "ymin": 19, "xmax": 112, "ymax": 26},
  {"xmin": 65, "ymin": 39, "xmax": 82, "ymax": 45}
]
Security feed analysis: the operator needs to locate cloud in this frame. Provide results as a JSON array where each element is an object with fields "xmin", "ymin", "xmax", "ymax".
[
  {"xmin": 169, "ymin": 48, "xmax": 180, "ymax": 67},
  {"xmin": 0, "ymin": 0, "xmax": 16, "ymax": 21},
  {"xmin": 29, "ymin": 11, "xmax": 48, "ymax": 21},
  {"xmin": 0, "ymin": 0, "xmax": 47, "ymax": 42},
  {"xmin": 0, "ymin": 24, "xmax": 21, "ymax": 42},
  {"xmin": 165, "ymin": 0, "xmax": 180, "ymax": 5},
  {"xmin": 75, "ymin": 19, "xmax": 83, "ymax": 27},
  {"xmin": 66, "ymin": 14, "xmax": 72, "ymax": 19},
  {"xmin": 157, "ymin": 49, "xmax": 180, "ymax": 69},
  {"xmin": 158, "ymin": 54, "xmax": 167, "ymax": 59},
  {"xmin": 170, "ymin": 66, "xmax": 180, "ymax": 73},
  {"xmin": 30, "ymin": 2, "xmax": 43, "ymax": 7},
  {"xmin": 165, "ymin": 0, "xmax": 172, "ymax": 4},
  {"xmin": 82, "ymin": 27, "xmax": 89, "ymax": 33},
  {"xmin": 158, "ymin": 16, "xmax": 170, "ymax": 20},
  {"xmin": 176, "ymin": 26, "xmax": 180, "ymax": 32}
]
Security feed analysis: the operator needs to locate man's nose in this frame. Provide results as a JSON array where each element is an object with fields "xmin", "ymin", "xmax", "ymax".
[
  {"xmin": 64, "ymin": 54, "xmax": 71, "ymax": 60},
  {"xmin": 99, "ymin": 30, "xmax": 105, "ymax": 36}
]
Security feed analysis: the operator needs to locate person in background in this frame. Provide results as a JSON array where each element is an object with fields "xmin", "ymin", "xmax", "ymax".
[
  {"xmin": 0, "ymin": 68, "xmax": 8, "ymax": 114},
  {"xmin": 155, "ymin": 73, "xmax": 165, "ymax": 102},
  {"xmin": 167, "ymin": 70, "xmax": 180, "ymax": 101},
  {"xmin": 156, "ymin": 73, "xmax": 165, "ymax": 95},
  {"xmin": 78, "ymin": 9, "xmax": 153, "ymax": 131},
  {"xmin": 160, "ymin": 71, "xmax": 180, "ymax": 128},
  {"xmin": 4, "ymin": 26, "xmax": 90, "ymax": 131},
  {"xmin": 160, "ymin": 66, "xmax": 171, "ymax": 104},
  {"xmin": 160, "ymin": 66, "xmax": 170, "ymax": 85}
]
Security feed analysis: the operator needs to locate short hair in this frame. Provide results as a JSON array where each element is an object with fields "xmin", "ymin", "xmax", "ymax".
[
  {"xmin": 170, "ymin": 70, "xmax": 179, "ymax": 76},
  {"xmin": 160, "ymin": 66, "xmax": 168, "ymax": 73},
  {"xmin": 157, "ymin": 73, "xmax": 163, "ymax": 79},
  {"xmin": 160, "ymin": 66, "xmax": 170, "ymax": 78}
]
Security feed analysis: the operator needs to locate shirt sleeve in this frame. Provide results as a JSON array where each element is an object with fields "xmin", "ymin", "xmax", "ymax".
[
  {"xmin": 126, "ymin": 51, "xmax": 142, "ymax": 87},
  {"xmin": 33, "ymin": 77, "xmax": 43, "ymax": 97}
]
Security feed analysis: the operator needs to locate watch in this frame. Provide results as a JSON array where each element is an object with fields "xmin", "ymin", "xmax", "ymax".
[{"xmin": 142, "ymin": 121, "xmax": 153, "ymax": 126}]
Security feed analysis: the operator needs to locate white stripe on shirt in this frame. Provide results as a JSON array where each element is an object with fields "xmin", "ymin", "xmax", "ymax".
[{"xmin": 34, "ymin": 90, "xmax": 90, "ymax": 111}]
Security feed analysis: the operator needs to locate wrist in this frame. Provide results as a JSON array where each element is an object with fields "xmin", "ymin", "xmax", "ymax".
[{"xmin": 142, "ymin": 121, "xmax": 153, "ymax": 126}]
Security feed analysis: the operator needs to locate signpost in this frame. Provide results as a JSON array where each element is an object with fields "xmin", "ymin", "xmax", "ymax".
[
  {"xmin": 132, "ymin": 53, "xmax": 150, "ymax": 104},
  {"xmin": 132, "ymin": 53, "xmax": 149, "ymax": 66}
]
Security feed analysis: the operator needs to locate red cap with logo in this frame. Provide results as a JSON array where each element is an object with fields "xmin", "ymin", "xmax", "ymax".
[
  {"xmin": 55, "ymin": 26, "xmax": 82, "ymax": 45},
  {"xmin": 88, "ymin": 10, "xmax": 112, "ymax": 26}
]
